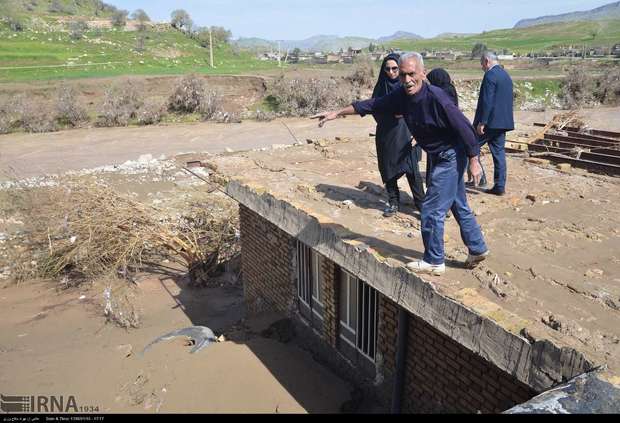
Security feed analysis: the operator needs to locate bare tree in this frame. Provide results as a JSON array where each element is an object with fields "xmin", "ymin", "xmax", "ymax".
[
  {"xmin": 171, "ymin": 9, "xmax": 193, "ymax": 32},
  {"xmin": 69, "ymin": 20, "xmax": 89, "ymax": 40},
  {"xmin": 471, "ymin": 42, "xmax": 488, "ymax": 59},
  {"xmin": 131, "ymin": 9, "xmax": 150, "ymax": 31},
  {"xmin": 111, "ymin": 10, "xmax": 129, "ymax": 28}
]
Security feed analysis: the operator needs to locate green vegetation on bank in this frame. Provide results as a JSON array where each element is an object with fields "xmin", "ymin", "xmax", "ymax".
[
  {"xmin": 389, "ymin": 19, "xmax": 620, "ymax": 54},
  {"xmin": 0, "ymin": 25, "xmax": 281, "ymax": 82}
]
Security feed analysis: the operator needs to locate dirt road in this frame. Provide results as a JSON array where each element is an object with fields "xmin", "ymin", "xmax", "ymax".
[{"xmin": 2, "ymin": 107, "xmax": 619, "ymax": 180}]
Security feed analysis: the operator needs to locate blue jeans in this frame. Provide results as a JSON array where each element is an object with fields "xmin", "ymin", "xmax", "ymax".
[
  {"xmin": 478, "ymin": 130, "xmax": 507, "ymax": 191},
  {"xmin": 422, "ymin": 147, "xmax": 488, "ymax": 265}
]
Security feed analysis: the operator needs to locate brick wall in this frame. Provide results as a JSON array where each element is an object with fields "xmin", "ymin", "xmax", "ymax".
[
  {"xmin": 377, "ymin": 294, "xmax": 398, "ymax": 377},
  {"xmin": 402, "ymin": 311, "xmax": 537, "ymax": 413},
  {"xmin": 321, "ymin": 257, "xmax": 339, "ymax": 347},
  {"xmin": 239, "ymin": 205, "xmax": 296, "ymax": 315},
  {"xmin": 239, "ymin": 204, "xmax": 537, "ymax": 413}
]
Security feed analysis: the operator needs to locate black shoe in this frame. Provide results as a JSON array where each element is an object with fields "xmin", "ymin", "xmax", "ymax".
[
  {"xmin": 486, "ymin": 186, "xmax": 505, "ymax": 196},
  {"xmin": 383, "ymin": 204, "xmax": 399, "ymax": 217}
]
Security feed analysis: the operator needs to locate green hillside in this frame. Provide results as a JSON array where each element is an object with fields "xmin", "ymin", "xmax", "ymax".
[
  {"xmin": 390, "ymin": 19, "xmax": 620, "ymax": 54},
  {"xmin": 1, "ymin": 0, "xmax": 118, "ymax": 18},
  {"xmin": 0, "ymin": 24, "xmax": 279, "ymax": 82}
]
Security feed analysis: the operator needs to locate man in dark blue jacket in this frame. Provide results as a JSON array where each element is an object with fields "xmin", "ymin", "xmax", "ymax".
[{"xmin": 472, "ymin": 52, "xmax": 514, "ymax": 196}]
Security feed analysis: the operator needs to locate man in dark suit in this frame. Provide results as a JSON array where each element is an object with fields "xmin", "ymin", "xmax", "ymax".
[{"xmin": 471, "ymin": 51, "xmax": 514, "ymax": 196}]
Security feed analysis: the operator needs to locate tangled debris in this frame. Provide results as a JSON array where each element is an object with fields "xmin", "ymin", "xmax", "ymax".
[{"xmin": 2, "ymin": 176, "xmax": 239, "ymax": 288}]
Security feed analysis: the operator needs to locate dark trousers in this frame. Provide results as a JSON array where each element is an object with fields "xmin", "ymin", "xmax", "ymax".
[
  {"xmin": 423, "ymin": 147, "xmax": 487, "ymax": 265},
  {"xmin": 477, "ymin": 129, "xmax": 507, "ymax": 191},
  {"xmin": 385, "ymin": 146, "xmax": 425, "ymax": 211}
]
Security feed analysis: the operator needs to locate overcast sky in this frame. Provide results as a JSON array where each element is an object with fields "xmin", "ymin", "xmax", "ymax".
[{"xmin": 109, "ymin": 0, "xmax": 614, "ymax": 40}]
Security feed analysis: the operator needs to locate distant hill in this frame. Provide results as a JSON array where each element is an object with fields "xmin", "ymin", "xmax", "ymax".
[
  {"xmin": 234, "ymin": 31, "xmax": 426, "ymax": 53},
  {"xmin": 514, "ymin": 1, "xmax": 620, "ymax": 28},
  {"xmin": 389, "ymin": 18, "xmax": 620, "ymax": 55},
  {"xmin": 377, "ymin": 31, "xmax": 423, "ymax": 42},
  {"xmin": 233, "ymin": 34, "xmax": 375, "ymax": 53},
  {"xmin": 234, "ymin": 37, "xmax": 277, "ymax": 51}
]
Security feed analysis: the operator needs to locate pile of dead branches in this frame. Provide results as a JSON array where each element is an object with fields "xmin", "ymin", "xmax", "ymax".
[
  {"xmin": 6, "ymin": 178, "xmax": 238, "ymax": 287},
  {"xmin": 548, "ymin": 111, "xmax": 585, "ymax": 130}
]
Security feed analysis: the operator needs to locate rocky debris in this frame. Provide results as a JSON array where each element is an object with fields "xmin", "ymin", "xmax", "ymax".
[
  {"xmin": 585, "ymin": 269, "xmax": 605, "ymax": 278},
  {"xmin": 557, "ymin": 163, "xmax": 572, "ymax": 172},
  {"xmin": 524, "ymin": 158, "xmax": 551, "ymax": 166},
  {"xmin": 541, "ymin": 314, "xmax": 563, "ymax": 332},
  {"xmin": 117, "ymin": 344, "xmax": 133, "ymax": 358},
  {"xmin": 473, "ymin": 264, "xmax": 516, "ymax": 299}
]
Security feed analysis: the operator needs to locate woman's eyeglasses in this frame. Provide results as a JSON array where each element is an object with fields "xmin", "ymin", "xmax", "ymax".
[{"xmin": 384, "ymin": 66, "xmax": 399, "ymax": 72}]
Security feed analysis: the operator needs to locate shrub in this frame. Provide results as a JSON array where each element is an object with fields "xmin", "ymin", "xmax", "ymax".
[
  {"xmin": 137, "ymin": 98, "xmax": 166, "ymax": 125},
  {"xmin": 15, "ymin": 96, "xmax": 58, "ymax": 133},
  {"xmin": 267, "ymin": 76, "xmax": 354, "ymax": 117},
  {"xmin": 168, "ymin": 74, "xmax": 207, "ymax": 113},
  {"xmin": 7, "ymin": 16, "xmax": 25, "ymax": 32},
  {"xmin": 0, "ymin": 97, "xmax": 20, "ymax": 134},
  {"xmin": 593, "ymin": 68, "xmax": 620, "ymax": 106},
  {"xmin": 345, "ymin": 58, "xmax": 375, "ymax": 90},
  {"xmin": 69, "ymin": 20, "xmax": 88, "ymax": 40},
  {"xmin": 559, "ymin": 66, "xmax": 596, "ymax": 108},
  {"xmin": 560, "ymin": 66, "xmax": 620, "ymax": 108},
  {"xmin": 55, "ymin": 85, "xmax": 88, "ymax": 127},
  {"xmin": 96, "ymin": 81, "xmax": 143, "ymax": 127},
  {"xmin": 198, "ymin": 91, "xmax": 223, "ymax": 120},
  {"xmin": 111, "ymin": 10, "xmax": 128, "ymax": 28}
]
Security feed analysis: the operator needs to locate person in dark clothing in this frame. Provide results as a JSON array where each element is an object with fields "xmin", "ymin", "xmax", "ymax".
[
  {"xmin": 426, "ymin": 68, "xmax": 458, "ymax": 107},
  {"xmin": 426, "ymin": 68, "xmax": 459, "ymax": 188},
  {"xmin": 470, "ymin": 51, "xmax": 514, "ymax": 195},
  {"xmin": 311, "ymin": 52, "xmax": 488, "ymax": 276},
  {"xmin": 372, "ymin": 53, "xmax": 425, "ymax": 217}
]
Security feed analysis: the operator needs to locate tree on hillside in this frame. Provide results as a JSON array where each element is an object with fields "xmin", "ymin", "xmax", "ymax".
[
  {"xmin": 131, "ymin": 9, "xmax": 150, "ymax": 31},
  {"xmin": 171, "ymin": 9, "xmax": 193, "ymax": 32},
  {"xmin": 94, "ymin": 0, "xmax": 117, "ymax": 17},
  {"xmin": 210, "ymin": 26, "xmax": 232, "ymax": 45},
  {"xmin": 369, "ymin": 42, "xmax": 376, "ymax": 52},
  {"xmin": 292, "ymin": 48, "xmax": 301, "ymax": 58},
  {"xmin": 471, "ymin": 42, "xmax": 488, "ymax": 59},
  {"xmin": 69, "ymin": 20, "xmax": 89, "ymax": 40},
  {"xmin": 111, "ymin": 10, "xmax": 128, "ymax": 28},
  {"xmin": 193, "ymin": 26, "xmax": 232, "ymax": 49}
]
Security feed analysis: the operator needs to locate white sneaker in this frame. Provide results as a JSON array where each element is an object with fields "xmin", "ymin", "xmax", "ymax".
[
  {"xmin": 406, "ymin": 260, "xmax": 446, "ymax": 276},
  {"xmin": 464, "ymin": 250, "xmax": 490, "ymax": 269}
]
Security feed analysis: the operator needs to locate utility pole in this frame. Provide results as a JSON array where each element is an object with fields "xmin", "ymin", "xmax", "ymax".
[
  {"xmin": 209, "ymin": 27, "xmax": 214, "ymax": 68},
  {"xmin": 278, "ymin": 40, "xmax": 282, "ymax": 67}
]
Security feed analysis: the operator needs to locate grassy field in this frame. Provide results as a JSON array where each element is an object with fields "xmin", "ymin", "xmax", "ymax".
[
  {"xmin": 389, "ymin": 19, "xmax": 620, "ymax": 54},
  {"xmin": 0, "ymin": 24, "xmax": 282, "ymax": 82}
]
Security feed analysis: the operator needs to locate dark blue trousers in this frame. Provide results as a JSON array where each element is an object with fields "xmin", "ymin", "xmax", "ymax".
[
  {"xmin": 478, "ymin": 129, "xmax": 507, "ymax": 191},
  {"xmin": 422, "ymin": 147, "xmax": 488, "ymax": 265}
]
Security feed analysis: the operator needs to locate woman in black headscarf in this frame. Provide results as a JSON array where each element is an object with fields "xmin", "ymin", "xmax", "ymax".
[
  {"xmin": 426, "ymin": 68, "xmax": 459, "ymax": 189},
  {"xmin": 372, "ymin": 53, "xmax": 425, "ymax": 217},
  {"xmin": 426, "ymin": 68, "xmax": 459, "ymax": 108}
]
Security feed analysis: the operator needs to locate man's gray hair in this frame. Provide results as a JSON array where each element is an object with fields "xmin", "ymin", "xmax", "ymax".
[
  {"xmin": 399, "ymin": 52, "xmax": 424, "ymax": 69},
  {"xmin": 481, "ymin": 51, "xmax": 498, "ymax": 63}
]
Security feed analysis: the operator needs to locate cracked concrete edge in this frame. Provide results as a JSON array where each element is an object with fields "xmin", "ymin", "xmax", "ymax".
[
  {"xmin": 504, "ymin": 367, "xmax": 620, "ymax": 413},
  {"xmin": 227, "ymin": 180, "xmax": 595, "ymax": 392}
]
